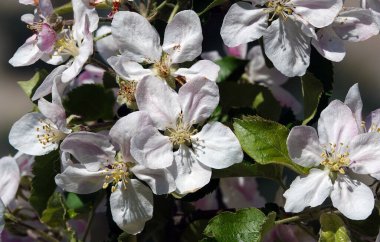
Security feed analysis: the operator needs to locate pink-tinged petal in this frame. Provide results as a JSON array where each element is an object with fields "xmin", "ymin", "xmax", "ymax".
[
  {"xmin": 291, "ymin": 0, "xmax": 343, "ymax": 28},
  {"xmin": 168, "ymin": 145, "xmax": 212, "ymax": 194},
  {"xmin": 95, "ymin": 25, "xmax": 119, "ymax": 61},
  {"xmin": 333, "ymin": 8, "xmax": 379, "ymax": 42},
  {"xmin": 111, "ymin": 11, "xmax": 162, "ymax": 63},
  {"xmin": 21, "ymin": 13, "xmax": 35, "ymax": 24},
  {"xmin": 60, "ymin": 132, "xmax": 116, "ymax": 172},
  {"xmin": 178, "ymin": 78, "xmax": 219, "ymax": 125},
  {"xmin": 109, "ymin": 111, "xmax": 154, "ymax": 161},
  {"xmin": 225, "ymin": 44, "xmax": 248, "ymax": 59},
  {"xmin": 311, "ymin": 27, "xmax": 346, "ymax": 62},
  {"xmin": 163, "ymin": 10, "xmax": 203, "ymax": 64},
  {"xmin": 221, "ymin": 2, "xmax": 268, "ymax": 47},
  {"xmin": 263, "ymin": 19, "xmax": 311, "ymax": 77},
  {"xmin": 14, "ymin": 152, "xmax": 34, "ymax": 176},
  {"xmin": 348, "ymin": 132, "xmax": 380, "ymax": 174},
  {"xmin": 55, "ymin": 164, "xmax": 107, "ymax": 194},
  {"xmin": 9, "ymin": 112, "xmax": 58, "ymax": 156},
  {"xmin": 287, "ymin": 126, "xmax": 323, "ymax": 168},
  {"xmin": 344, "ymin": 83, "xmax": 363, "ymax": 130},
  {"xmin": 192, "ymin": 122, "xmax": 243, "ymax": 169},
  {"xmin": 38, "ymin": 98, "xmax": 66, "ymax": 130},
  {"xmin": 269, "ymin": 86, "xmax": 302, "ymax": 114},
  {"xmin": 366, "ymin": 108, "xmax": 380, "ymax": 131},
  {"xmin": 76, "ymin": 64, "xmax": 105, "ymax": 85},
  {"xmin": 61, "ymin": 31, "xmax": 93, "ymax": 83},
  {"xmin": 331, "ymin": 174, "xmax": 374, "ymax": 220},
  {"xmin": 135, "ymin": 76, "xmax": 180, "ymax": 129},
  {"xmin": 317, "ymin": 100, "xmax": 359, "ymax": 146},
  {"xmin": 32, "ymin": 65, "xmax": 68, "ymax": 101},
  {"xmin": 0, "ymin": 156, "xmax": 20, "ymax": 206},
  {"xmin": 110, "ymin": 179, "xmax": 153, "ymax": 234},
  {"xmin": 284, "ymin": 169, "xmax": 332, "ymax": 213},
  {"xmin": 107, "ymin": 56, "xmax": 152, "ymax": 81},
  {"xmin": 174, "ymin": 60, "xmax": 220, "ymax": 82},
  {"xmin": 131, "ymin": 165, "xmax": 176, "ymax": 195},
  {"xmin": 72, "ymin": 0, "xmax": 99, "ymax": 39},
  {"xmin": 9, "ymin": 35, "xmax": 43, "ymax": 67},
  {"xmin": 130, "ymin": 126, "xmax": 173, "ymax": 169},
  {"xmin": 220, "ymin": 177, "xmax": 266, "ymax": 208},
  {"xmin": 39, "ymin": 0, "xmax": 54, "ymax": 17}
]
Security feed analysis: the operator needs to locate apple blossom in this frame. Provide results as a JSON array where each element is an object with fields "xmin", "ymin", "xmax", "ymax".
[
  {"xmin": 220, "ymin": 0, "xmax": 343, "ymax": 76},
  {"xmin": 108, "ymin": 10, "xmax": 220, "ymax": 88},
  {"xmin": 95, "ymin": 25, "xmax": 119, "ymax": 61},
  {"xmin": 312, "ymin": 7, "xmax": 379, "ymax": 62},
  {"xmin": 130, "ymin": 76, "xmax": 243, "ymax": 194},
  {"xmin": 9, "ymin": 82, "xmax": 71, "ymax": 156},
  {"xmin": 284, "ymin": 100, "xmax": 380, "ymax": 220},
  {"xmin": 55, "ymin": 131, "xmax": 156, "ymax": 234},
  {"xmin": 361, "ymin": 0, "xmax": 380, "ymax": 28},
  {"xmin": 0, "ymin": 199, "xmax": 3, "ymax": 235}
]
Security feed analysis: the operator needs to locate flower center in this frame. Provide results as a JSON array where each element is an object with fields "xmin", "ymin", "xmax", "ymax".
[
  {"xmin": 28, "ymin": 21, "xmax": 44, "ymax": 33},
  {"xmin": 102, "ymin": 161, "xmax": 131, "ymax": 193},
  {"xmin": 36, "ymin": 119, "xmax": 67, "ymax": 147},
  {"xmin": 320, "ymin": 143, "xmax": 350, "ymax": 174},
  {"xmin": 265, "ymin": 0, "xmax": 294, "ymax": 21},
  {"xmin": 166, "ymin": 114, "xmax": 198, "ymax": 147},
  {"xmin": 153, "ymin": 54, "xmax": 171, "ymax": 80},
  {"xmin": 55, "ymin": 31, "xmax": 79, "ymax": 57},
  {"xmin": 117, "ymin": 80, "xmax": 137, "ymax": 106}
]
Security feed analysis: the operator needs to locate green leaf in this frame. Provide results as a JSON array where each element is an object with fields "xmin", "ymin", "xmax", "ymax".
[
  {"xmin": 18, "ymin": 70, "xmax": 48, "ymax": 99},
  {"xmin": 29, "ymin": 151, "xmax": 61, "ymax": 215},
  {"xmin": 212, "ymin": 161, "xmax": 283, "ymax": 182},
  {"xmin": 198, "ymin": 0, "xmax": 227, "ymax": 16},
  {"xmin": 63, "ymin": 84, "xmax": 115, "ymax": 121},
  {"xmin": 233, "ymin": 116, "xmax": 309, "ymax": 174},
  {"xmin": 41, "ymin": 192, "xmax": 67, "ymax": 228},
  {"xmin": 215, "ymin": 57, "xmax": 248, "ymax": 83},
  {"xmin": 319, "ymin": 213, "xmax": 350, "ymax": 242},
  {"xmin": 204, "ymin": 208, "xmax": 276, "ymax": 242},
  {"xmin": 302, "ymin": 72, "xmax": 324, "ymax": 125},
  {"xmin": 65, "ymin": 193, "xmax": 84, "ymax": 210}
]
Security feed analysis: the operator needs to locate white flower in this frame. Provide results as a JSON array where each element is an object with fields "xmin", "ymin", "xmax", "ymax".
[
  {"xmin": 0, "ymin": 156, "xmax": 21, "ymax": 207},
  {"xmin": 108, "ymin": 10, "xmax": 219, "ymax": 85},
  {"xmin": 130, "ymin": 76, "xmax": 243, "ymax": 194},
  {"xmin": 220, "ymin": 0, "xmax": 343, "ymax": 76},
  {"xmin": 312, "ymin": 7, "xmax": 379, "ymax": 62},
  {"xmin": 284, "ymin": 100, "xmax": 380, "ymax": 220},
  {"xmin": 95, "ymin": 25, "xmax": 119, "ymax": 61},
  {"xmin": 55, "ymin": 131, "xmax": 155, "ymax": 234},
  {"xmin": 0, "ymin": 199, "xmax": 4, "ymax": 235},
  {"xmin": 72, "ymin": 0, "xmax": 99, "ymax": 40},
  {"xmin": 9, "ymin": 82, "xmax": 71, "ymax": 155},
  {"xmin": 362, "ymin": 0, "xmax": 380, "ymax": 28}
]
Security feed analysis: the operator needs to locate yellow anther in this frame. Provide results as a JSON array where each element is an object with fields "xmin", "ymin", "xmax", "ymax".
[
  {"xmin": 167, "ymin": 113, "xmax": 198, "ymax": 146},
  {"xmin": 35, "ymin": 119, "xmax": 66, "ymax": 147}
]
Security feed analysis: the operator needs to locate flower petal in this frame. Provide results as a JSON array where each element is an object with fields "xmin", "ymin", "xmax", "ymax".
[
  {"xmin": 135, "ymin": 76, "xmax": 180, "ymax": 129},
  {"xmin": 263, "ymin": 19, "xmax": 311, "ymax": 77},
  {"xmin": 366, "ymin": 108, "xmax": 380, "ymax": 131},
  {"xmin": 317, "ymin": 100, "xmax": 359, "ymax": 146},
  {"xmin": 344, "ymin": 83, "xmax": 363, "ymax": 130},
  {"xmin": 192, "ymin": 122, "xmax": 243, "ymax": 169},
  {"xmin": 291, "ymin": 0, "xmax": 343, "ymax": 28},
  {"xmin": 14, "ymin": 152, "xmax": 35, "ymax": 176},
  {"xmin": 0, "ymin": 156, "xmax": 20, "ymax": 206},
  {"xmin": 225, "ymin": 44, "xmax": 248, "ymax": 59},
  {"xmin": 110, "ymin": 179, "xmax": 153, "ymax": 234},
  {"xmin": 348, "ymin": 132, "xmax": 380, "ymax": 174},
  {"xmin": 108, "ymin": 56, "xmax": 152, "ymax": 81},
  {"xmin": 9, "ymin": 35, "xmax": 43, "ymax": 67},
  {"xmin": 333, "ymin": 8, "xmax": 379, "ymax": 42},
  {"xmin": 60, "ymin": 132, "xmax": 116, "ymax": 172},
  {"xmin": 131, "ymin": 165, "xmax": 176, "ymax": 195},
  {"xmin": 109, "ymin": 111, "xmax": 154, "ymax": 161},
  {"xmin": 130, "ymin": 126, "xmax": 173, "ymax": 169},
  {"xmin": 221, "ymin": 2, "xmax": 267, "ymax": 47},
  {"xmin": 38, "ymin": 98, "xmax": 66, "ymax": 130},
  {"xmin": 287, "ymin": 126, "xmax": 323, "ymax": 168},
  {"xmin": 37, "ymin": 24, "xmax": 57, "ymax": 53},
  {"xmin": 39, "ymin": 0, "xmax": 54, "ymax": 17},
  {"xmin": 269, "ymin": 86, "xmax": 302, "ymax": 114},
  {"xmin": 178, "ymin": 78, "xmax": 219, "ymax": 125},
  {"xmin": 111, "ymin": 11, "xmax": 162, "ymax": 63},
  {"xmin": 55, "ymin": 164, "xmax": 106, "ymax": 194},
  {"xmin": 95, "ymin": 25, "xmax": 119, "ymax": 61},
  {"xmin": 162, "ymin": 10, "xmax": 202, "ymax": 63},
  {"xmin": 32, "ymin": 65, "xmax": 68, "ymax": 101},
  {"xmin": 331, "ymin": 174, "xmax": 374, "ymax": 220},
  {"xmin": 9, "ymin": 112, "xmax": 58, "ymax": 155},
  {"xmin": 311, "ymin": 26, "xmax": 346, "ymax": 62},
  {"xmin": 174, "ymin": 60, "xmax": 220, "ymax": 82},
  {"xmin": 168, "ymin": 145, "xmax": 212, "ymax": 194},
  {"xmin": 72, "ymin": 0, "xmax": 99, "ymax": 39},
  {"xmin": 284, "ymin": 169, "xmax": 332, "ymax": 213}
]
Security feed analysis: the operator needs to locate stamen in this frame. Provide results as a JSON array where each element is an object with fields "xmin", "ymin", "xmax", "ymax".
[
  {"xmin": 167, "ymin": 113, "xmax": 198, "ymax": 146},
  {"xmin": 264, "ymin": 0, "xmax": 295, "ymax": 21},
  {"xmin": 118, "ymin": 80, "xmax": 137, "ymax": 105},
  {"xmin": 35, "ymin": 119, "xmax": 66, "ymax": 148},
  {"xmin": 153, "ymin": 54, "xmax": 171, "ymax": 79},
  {"xmin": 27, "ymin": 21, "xmax": 44, "ymax": 33},
  {"xmin": 54, "ymin": 29, "xmax": 79, "ymax": 57},
  {"xmin": 102, "ymin": 161, "xmax": 130, "ymax": 192},
  {"xmin": 320, "ymin": 143, "xmax": 350, "ymax": 174}
]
